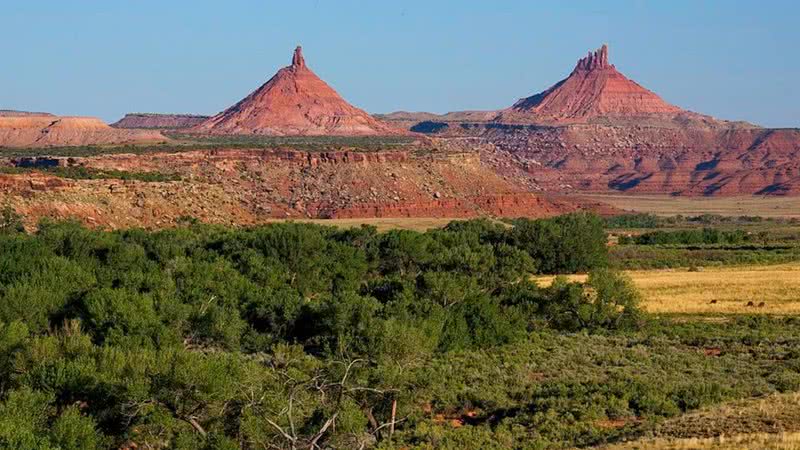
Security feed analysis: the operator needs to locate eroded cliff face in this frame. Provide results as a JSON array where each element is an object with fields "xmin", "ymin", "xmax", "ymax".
[
  {"xmin": 379, "ymin": 45, "xmax": 799, "ymax": 196},
  {"xmin": 480, "ymin": 124, "xmax": 800, "ymax": 196},
  {"xmin": 0, "ymin": 142, "xmax": 595, "ymax": 229}
]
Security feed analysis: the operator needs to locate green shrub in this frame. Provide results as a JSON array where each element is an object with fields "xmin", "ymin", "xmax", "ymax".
[
  {"xmin": 0, "ymin": 206, "xmax": 24, "ymax": 234},
  {"xmin": 511, "ymin": 213, "xmax": 608, "ymax": 274}
]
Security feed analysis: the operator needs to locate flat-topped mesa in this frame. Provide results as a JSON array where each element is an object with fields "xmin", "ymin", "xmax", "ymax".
[
  {"xmin": 291, "ymin": 45, "xmax": 306, "ymax": 69},
  {"xmin": 574, "ymin": 44, "xmax": 611, "ymax": 71},
  {"xmin": 0, "ymin": 115, "xmax": 167, "ymax": 147}
]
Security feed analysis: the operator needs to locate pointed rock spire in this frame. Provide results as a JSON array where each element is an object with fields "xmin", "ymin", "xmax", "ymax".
[
  {"xmin": 501, "ymin": 43, "xmax": 681, "ymax": 122},
  {"xmin": 192, "ymin": 45, "xmax": 401, "ymax": 136},
  {"xmin": 292, "ymin": 45, "xmax": 306, "ymax": 68},
  {"xmin": 574, "ymin": 44, "xmax": 610, "ymax": 71}
]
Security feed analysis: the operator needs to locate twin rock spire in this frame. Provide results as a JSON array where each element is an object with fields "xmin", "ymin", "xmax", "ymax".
[
  {"xmin": 574, "ymin": 44, "xmax": 611, "ymax": 71},
  {"xmin": 289, "ymin": 43, "xmax": 610, "ymax": 73}
]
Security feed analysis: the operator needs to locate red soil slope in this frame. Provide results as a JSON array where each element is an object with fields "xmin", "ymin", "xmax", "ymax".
[
  {"xmin": 483, "ymin": 124, "xmax": 800, "ymax": 196},
  {"xmin": 193, "ymin": 47, "xmax": 401, "ymax": 136}
]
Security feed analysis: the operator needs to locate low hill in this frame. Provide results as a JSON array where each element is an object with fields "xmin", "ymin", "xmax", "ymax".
[{"xmin": 0, "ymin": 115, "xmax": 167, "ymax": 148}]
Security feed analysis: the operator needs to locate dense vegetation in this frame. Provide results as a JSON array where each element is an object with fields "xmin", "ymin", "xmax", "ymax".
[
  {"xmin": 604, "ymin": 213, "xmax": 799, "ymax": 230},
  {"xmin": 609, "ymin": 244, "xmax": 800, "ymax": 270},
  {"xmin": 0, "ymin": 214, "xmax": 797, "ymax": 449},
  {"xmin": 0, "ymin": 214, "xmax": 632, "ymax": 449},
  {"xmin": 0, "ymin": 165, "xmax": 181, "ymax": 182},
  {"xmin": 607, "ymin": 214, "xmax": 800, "ymax": 270}
]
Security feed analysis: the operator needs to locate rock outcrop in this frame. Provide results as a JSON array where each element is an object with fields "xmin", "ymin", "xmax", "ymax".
[
  {"xmin": 193, "ymin": 46, "xmax": 402, "ymax": 136},
  {"xmin": 112, "ymin": 113, "xmax": 209, "ymax": 129},
  {"xmin": 0, "ymin": 115, "xmax": 167, "ymax": 148}
]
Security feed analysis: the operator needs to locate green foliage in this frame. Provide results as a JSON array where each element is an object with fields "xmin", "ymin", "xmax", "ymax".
[
  {"xmin": 0, "ymin": 205, "xmax": 24, "ymax": 234},
  {"xmin": 610, "ymin": 243, "xmax": 800, "ymax": 270},
  {"xmin": 0, "ymin": 135, "xmax": 418, "ymax": 158},
  {"xmin": 0, "ymin": 218, "xmax": 795, "ymax": 448},
  {"xmin": 631, "ymin": 228, "xmax": 750, "ymax": 245},
  {"xmin": 604, "ymin": 213, "xmax": 660, "ymax": 229},
  {"xmin": 533, "ymin": 270, "xmax": 642, "ymax": 332},
  {"xmin": 511, "ymin": 213, "xmax": 608, "ymax": 274}
]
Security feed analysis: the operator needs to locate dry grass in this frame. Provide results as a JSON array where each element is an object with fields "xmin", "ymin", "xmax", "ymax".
[
  {"xmin": 580, "ymin": 194, "xmax": 800, "ymax": 219},
  {"xmin": 603, "ymin": 432, "xmax": 800, "ymax": 449},
  {"xmin": 602, "ymin": 393, "xmax": 800, "ymax": 449},
  {"xmin": 534, "ymin": 263, "xmax": 800, "ymax": 315}
]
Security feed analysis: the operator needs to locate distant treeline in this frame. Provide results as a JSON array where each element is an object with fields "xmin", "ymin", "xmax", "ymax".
[
  {"xmin": 605, "ymin": 213, "xmax": 798, "ymax": 229},
  {"xmin": 619, "ymin": 228, "xmax": 751, "ymax": 246}
]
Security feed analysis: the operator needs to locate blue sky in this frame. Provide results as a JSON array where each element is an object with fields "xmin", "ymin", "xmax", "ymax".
[{"xmin": 1, "ymin": 1, "xmax": 798, "ymax": 127}]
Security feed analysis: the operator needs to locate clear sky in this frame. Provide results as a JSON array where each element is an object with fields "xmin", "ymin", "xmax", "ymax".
[{"xmin": 1, "ymin": 1, "xmax": 798, "ymax": 127}]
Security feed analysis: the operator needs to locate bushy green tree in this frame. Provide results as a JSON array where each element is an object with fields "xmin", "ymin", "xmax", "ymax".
[
  {"xmin": 539, "ymin": 269, "xmax": 643, "ymax": 332},
  {"xmin": 511, "ymin": 213, "xmax": 608, "ymax": 274}
]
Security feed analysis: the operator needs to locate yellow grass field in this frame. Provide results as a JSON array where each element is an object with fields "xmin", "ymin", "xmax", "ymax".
[
  {"xmin": 535, "ymin": 263, "xmax": 800, "ymax": 314},
  {"xmin": 580, "ymin": 194, "xmax": 800, "ymax": 218}
]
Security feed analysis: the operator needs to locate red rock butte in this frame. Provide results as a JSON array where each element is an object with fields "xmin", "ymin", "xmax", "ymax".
[
  {"xmin": 497, "ymin": 44, "xmax": 682, "ymax": 123},
  {"xmin": 193, "ymin": 46, "xmax": 401, "ymax": 136}
]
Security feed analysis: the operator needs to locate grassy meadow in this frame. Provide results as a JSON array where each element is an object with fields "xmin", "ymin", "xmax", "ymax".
[{"xmin": 535, "ymin": 262, "xmax": 800, "ymax": 315}]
